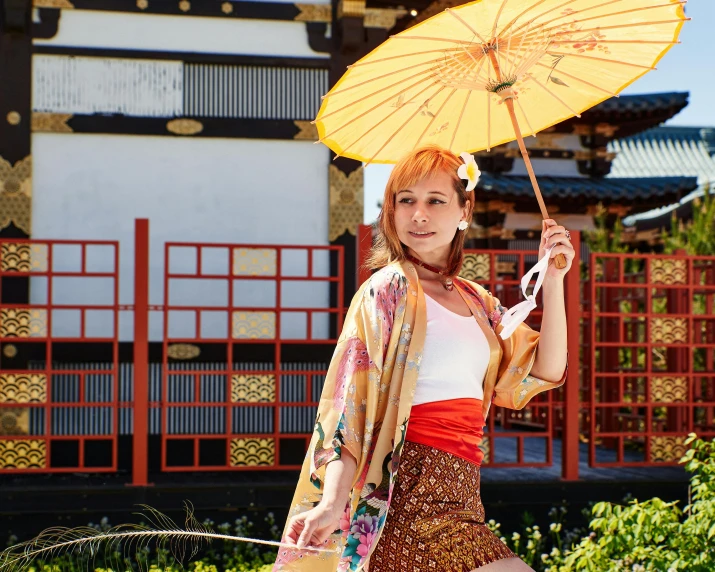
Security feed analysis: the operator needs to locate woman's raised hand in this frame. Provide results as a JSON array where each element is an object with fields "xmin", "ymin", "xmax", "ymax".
[{"xmin": 539, "ymin": 218, "xmax": 575, "ymax": 279}]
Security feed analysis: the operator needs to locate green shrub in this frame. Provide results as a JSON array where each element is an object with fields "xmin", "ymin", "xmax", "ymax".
[{"xmin": 539, "ymin": 434, "xmax": 714, "ymax": 571}]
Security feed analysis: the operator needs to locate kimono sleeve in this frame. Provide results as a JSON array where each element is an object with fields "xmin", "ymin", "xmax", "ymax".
[
  {"xmin": 487, "ymin": 291, "xmax": 568, "ymax": 410},
  {"xmin": 307, "ymin": 279, "xmax": 386, "ymax": 488}
]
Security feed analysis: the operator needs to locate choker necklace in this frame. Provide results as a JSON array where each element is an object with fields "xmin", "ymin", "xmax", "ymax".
[{"xmin": 405, "ymin": 253, "xmax": 454, "ymax": 291}]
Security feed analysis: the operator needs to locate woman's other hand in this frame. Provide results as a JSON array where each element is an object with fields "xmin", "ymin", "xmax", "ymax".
[{"xmin": 283, "ymin": 503, "xmax": 346, "ymax": 549}]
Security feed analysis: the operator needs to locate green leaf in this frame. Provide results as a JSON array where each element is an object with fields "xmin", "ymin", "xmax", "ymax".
[{"xmin": 549, "ymin": 76, "xmax": 569, "ymax": 87}]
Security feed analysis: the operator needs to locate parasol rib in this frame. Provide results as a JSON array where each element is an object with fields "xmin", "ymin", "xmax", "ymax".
[
  {"xmin": 364, "ymin": 86, "xmax": 448, "ymax": 165},
  {"xmin": 507, "ymin": 0, "xmax": 580, "ymax": 37},
  {"xmin": 549, "ymin": 39, "xmax": 680, "ymax": 45},
  {"xmin": 531, "ymin": 1, "xmax": 688, "ymax": 36},
  {"xmin": 515, "ymin": 98, "xmax": 535, "ymax": 137},
  {"xmin": 335, "ymin": 83, "xmax": 442, "ymax": 159},
  {"xmin": 449, "ymin": 89, "xmax": 473, "ymax": 153},
  {"xmin": 317, "ymin": 71, "xmax": 437, "ymax": 124},
  {"xmin": 445, "ymin": 8, "xmax": 489, "ymax": 44},
  {"xmin": 413, "ymin": 88, "xmax": 459, "ymax": 150},
  {"xmin": 325, "ymin": 60, "xmax": 443, "ymax": 98},
  {"xmin": 522, "ymin": 19, "xmax": 689, "ymax": 43},
  {"xmin": 317, "ymin": 76, "xmax": 438, "ymax": 140},
  {"xmin": 390, "ymin": 36, "xmax": 479, "ymax": 45},
  {"xmin": 529, "ymin": 0, "xmax": 626, "ymax": 32},
  {"xmin": 526, "ymin": 73, "xmax": 581, "ymax": 117},
  {"xmin": 347, "ymin": 48, "xmax": 466, "ymax": 68},
  {"xmin": 492, "ymin": 0, "xmax": 510, "ymax": 39},
  {"xmin": 498, "ymin": 0, "xmax": 549, "ymax": 38},
  {"xmin": 543, "ymin": 50, "xmax": 657, "ymax": 69},
  {"xmin": 509, "ymin": 15, "xmax": 540, "ymax": 77},
  {"xmin": 534, "ymin": 62, "xmax": 618, "ymax": 96}
]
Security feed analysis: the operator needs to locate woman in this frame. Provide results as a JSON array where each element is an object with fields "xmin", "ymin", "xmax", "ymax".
[{"xmin": 273, "ymin": 145, "xmax": 573, "ymax": 572}]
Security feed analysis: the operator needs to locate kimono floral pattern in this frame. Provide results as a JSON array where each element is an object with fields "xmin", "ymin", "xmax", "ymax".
[{"xmin": 274, "ymin": 263, "xmax": 565, "ymax": 572}]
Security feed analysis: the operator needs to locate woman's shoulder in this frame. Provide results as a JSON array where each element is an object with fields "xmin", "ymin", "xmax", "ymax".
[{"xmin": 359, "ymin": 262, "xmax": 410, "ymax": 301}]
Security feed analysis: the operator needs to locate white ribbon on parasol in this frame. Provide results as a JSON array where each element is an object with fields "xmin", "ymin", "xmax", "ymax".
[{"xmin": 499, "ymin": 247, "xmax": 553, "ymax": 340}]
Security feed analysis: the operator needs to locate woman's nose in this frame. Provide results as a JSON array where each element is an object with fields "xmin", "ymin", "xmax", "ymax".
[{"xmin": 412, "ymin": 208, "xmax": 428, "ymax": 222}]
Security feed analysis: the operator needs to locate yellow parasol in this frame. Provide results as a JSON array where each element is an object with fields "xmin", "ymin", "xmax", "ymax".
[{"xmin": 314, "ymin": 0, "xmax": 688, "ymax": 268}]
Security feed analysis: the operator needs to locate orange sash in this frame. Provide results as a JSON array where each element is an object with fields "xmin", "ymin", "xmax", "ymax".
[{"xmin": 405, "ymin": 397, "xmax": 485, "ymax": 466}]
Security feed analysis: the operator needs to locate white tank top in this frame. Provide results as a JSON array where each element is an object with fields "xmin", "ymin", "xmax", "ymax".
[{"xmin": 412, "ymin": 293, "xmax": 490, "ymax": 406}]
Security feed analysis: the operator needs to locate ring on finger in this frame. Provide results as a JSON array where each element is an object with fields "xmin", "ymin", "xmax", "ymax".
[{"xmin": 564, "ymin": 229, "xmax": 571, "ymax": 240}]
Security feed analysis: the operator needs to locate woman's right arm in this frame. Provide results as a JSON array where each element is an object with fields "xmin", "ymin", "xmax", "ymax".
[{"xmin": 284, "ymin": 448, "xmax": 357, "ymax": 549}]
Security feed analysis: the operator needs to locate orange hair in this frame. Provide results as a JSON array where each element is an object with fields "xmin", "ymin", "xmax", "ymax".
[{"xmin": 366, "ymin": 145, "xmax": 474, "ymax": 277}]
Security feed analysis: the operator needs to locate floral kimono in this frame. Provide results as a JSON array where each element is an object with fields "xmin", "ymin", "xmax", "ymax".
[{"xmin": 273, "ymin": 260, "xmax": 567, "ymax": 572}]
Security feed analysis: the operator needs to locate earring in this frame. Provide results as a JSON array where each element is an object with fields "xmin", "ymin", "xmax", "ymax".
[{"xmin": 458, "ymin": 220, "xmax": 469, "ymax": 231}]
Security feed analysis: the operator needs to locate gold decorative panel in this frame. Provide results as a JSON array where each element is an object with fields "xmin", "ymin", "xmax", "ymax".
[
  {"xmin": 337, "ymin": 0, "xmax": 365, "ymax": 18},
  {"xmin": 233, "ymin": 248, "xmax": 277, "ymax": 276},
  {"xmin": 329, "ymin": 165, "xmax": 364, "ymax": 242},
  {"xmin": 0, "ymin": 309, "xmax": 47, "ymax": 338},
  {"xmin": 232, "ymin": 312, "xmax": 276, "ymax": 339},
  {"xmin": 230, "ymin": 438, "xmax": 275, "ymax": 466},
  {"xmin": 649, "ymin": 435, "xmax": 687, "ymax": 463},
  {"xmin": 2, "ymin": 344, "xmax": 18, "ymax": 358},
  {"xmin": 364, "ymin": 8, "xmax": 407, "ymax": 29},
  {"xmin": 0, "ymin": 374, "xmax": 47, "ymax": 403},
  {"xmin": 0, "ymin": 243, "xmax": 48, "ymax": 272},
  {"xmin": 650, "ymin": 377, "xmax": 688, "ymax": 403},
  {"xmin": 231, "ymin": 375, "xmax": 276, "ymax": 403},
  {"xmin": 0, "ymin": 408, "xmax": 29, "ymax": 436},
  {"xmin": 294, "ymin": 4, "xmax": 331, "ymax": 22},
  {"xmin": 0, "ymin": 439, "xmax": 46, "ymax": 469},
  {"xmin": 460, "ymin": 253, "xmax": 490, "ymax": 282},
  {"xmin": 0, "ymin": 155, "xmax": 32, "ymax": 235},
  {"xmin": 294, "ymin": 120, "xmax": 318, "ymax": 141},
  {"xmin": 32, "ymin": 113, "xmax": 73, "ymax": 133},
  {"xmin": 650, "ymin": 318, "xmax": 687, "ymax": 344},
  {"xmin": 167, "ymin": 118, "xmax": 203, "ymax": 136},
  {"xmin": 650, "ymin": 259, "xmax": 687, "ymax": 285},
  {"xmin": 479, "ymin": 438, "xmax": 490, "ymax": 464},
  {"xmin": 167, "ymin": 343, "xmax": 201, "ymax": 360},
  {"xmin": 33, "ymin": 0, "xmax": 75, "ymax": 7}
]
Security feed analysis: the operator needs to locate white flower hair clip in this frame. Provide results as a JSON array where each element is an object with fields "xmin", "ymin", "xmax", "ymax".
[{"xmin": 458, "ymin": 152, "xmax": 481, "ymax": 192}]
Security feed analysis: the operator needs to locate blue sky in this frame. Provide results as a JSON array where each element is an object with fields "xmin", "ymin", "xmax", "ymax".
[
  {"xmin": 621, "ymin": 0, "xmax": 713, "ymax": 126},
  {"xmin": 364, "ymin": 1, "xmax": 713, "ymax": 222}
]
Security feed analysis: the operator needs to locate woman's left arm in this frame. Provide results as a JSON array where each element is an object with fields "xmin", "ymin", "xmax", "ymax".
[{"xmin": 529, "ymin": 219, "xmax": 575, "ymax": 383}]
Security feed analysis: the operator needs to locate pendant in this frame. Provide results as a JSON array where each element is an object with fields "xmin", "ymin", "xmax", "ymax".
[{"xmin": 443, "ymin": 277, "xmax": 454, "ymax": 291}]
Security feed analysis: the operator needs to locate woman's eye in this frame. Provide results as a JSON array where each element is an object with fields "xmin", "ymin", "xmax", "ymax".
[
  {"xmin": 398, "ymin": 198, "xmax": 413, "ymax": 204},
  {"xmin": 430, "ymin": 199, "xmax": 445, "ymax": 205}
]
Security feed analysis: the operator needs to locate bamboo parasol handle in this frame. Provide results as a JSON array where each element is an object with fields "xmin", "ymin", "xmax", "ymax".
[
  {"xmin": 505, "ymin": 100, "xmax": 568, "ymax": 270},
  {"xmin": 486, "ymin": 49, "xmax": 567, "ymax": 270}
]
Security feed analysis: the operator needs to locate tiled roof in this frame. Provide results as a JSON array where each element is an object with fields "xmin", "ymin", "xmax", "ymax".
[
  {"xmin": 478, "ymin": 173, "xmax": 697, "ymax": 202},
  {"xmin": 608, "ymin": 126, "xmax": 715, "ymax": 225},
  {"xmin": 608, "ymin": 126, "xmax": 715, "ymax": 184},
  {"xmin": 590, "ymin": 93, "xmax": 690, "ymax": 117}
]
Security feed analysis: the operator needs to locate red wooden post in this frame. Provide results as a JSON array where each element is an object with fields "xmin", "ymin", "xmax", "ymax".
[
  {"xmin": 131, "ymin": 218, "xmax": 151, "ymax": 486},
  {"xmin": 357, "ymin": 224, "xmax": 373, "ymax": 289},
  {"xmin": 562, "ymin": 230, "xmax": 581, "ymax": 480}
]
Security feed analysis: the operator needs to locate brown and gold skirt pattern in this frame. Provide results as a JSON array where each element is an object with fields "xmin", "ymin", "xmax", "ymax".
[{"xmin": 368, "ymin": 441, "xmax": 515, "ymax": 571}]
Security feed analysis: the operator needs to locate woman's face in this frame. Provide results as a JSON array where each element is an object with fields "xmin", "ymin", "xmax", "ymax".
[{"xmin": 394, "ymin": 170, "xmax": 470, "ymax": 263}]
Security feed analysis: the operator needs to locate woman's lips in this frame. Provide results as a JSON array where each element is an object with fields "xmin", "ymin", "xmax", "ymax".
[{"xmin": 408, "ymin": 231, "xmax": 435, "ymax": 239}]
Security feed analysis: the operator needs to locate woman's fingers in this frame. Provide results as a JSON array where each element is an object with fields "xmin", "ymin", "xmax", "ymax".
[
  {"xmin": 297, "ymin": 518, "xmax": 316, "ymax": 548},
  {"xmin": 549, "ymin": 244, "xmax": 575, "ymax": 260}
]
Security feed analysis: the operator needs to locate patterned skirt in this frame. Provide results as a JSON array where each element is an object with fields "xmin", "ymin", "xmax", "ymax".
[{"xmin": 368, "ymin": 441, "xmax": 516, "ymax": 572}]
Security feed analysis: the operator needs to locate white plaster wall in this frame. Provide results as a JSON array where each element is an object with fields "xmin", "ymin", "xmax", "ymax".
[
  {"xmin": 31, "ymin": 134, "xmax": 330, "ymax": 341},
  {"xmin": 33, "ymin": 10, "xmax": 328, "ymax": 59}
]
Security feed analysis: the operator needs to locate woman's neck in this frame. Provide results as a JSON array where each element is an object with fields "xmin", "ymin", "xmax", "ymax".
[{"xmin": 405, "ymin": 248, "xmax": 450, "ymax": 283}]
